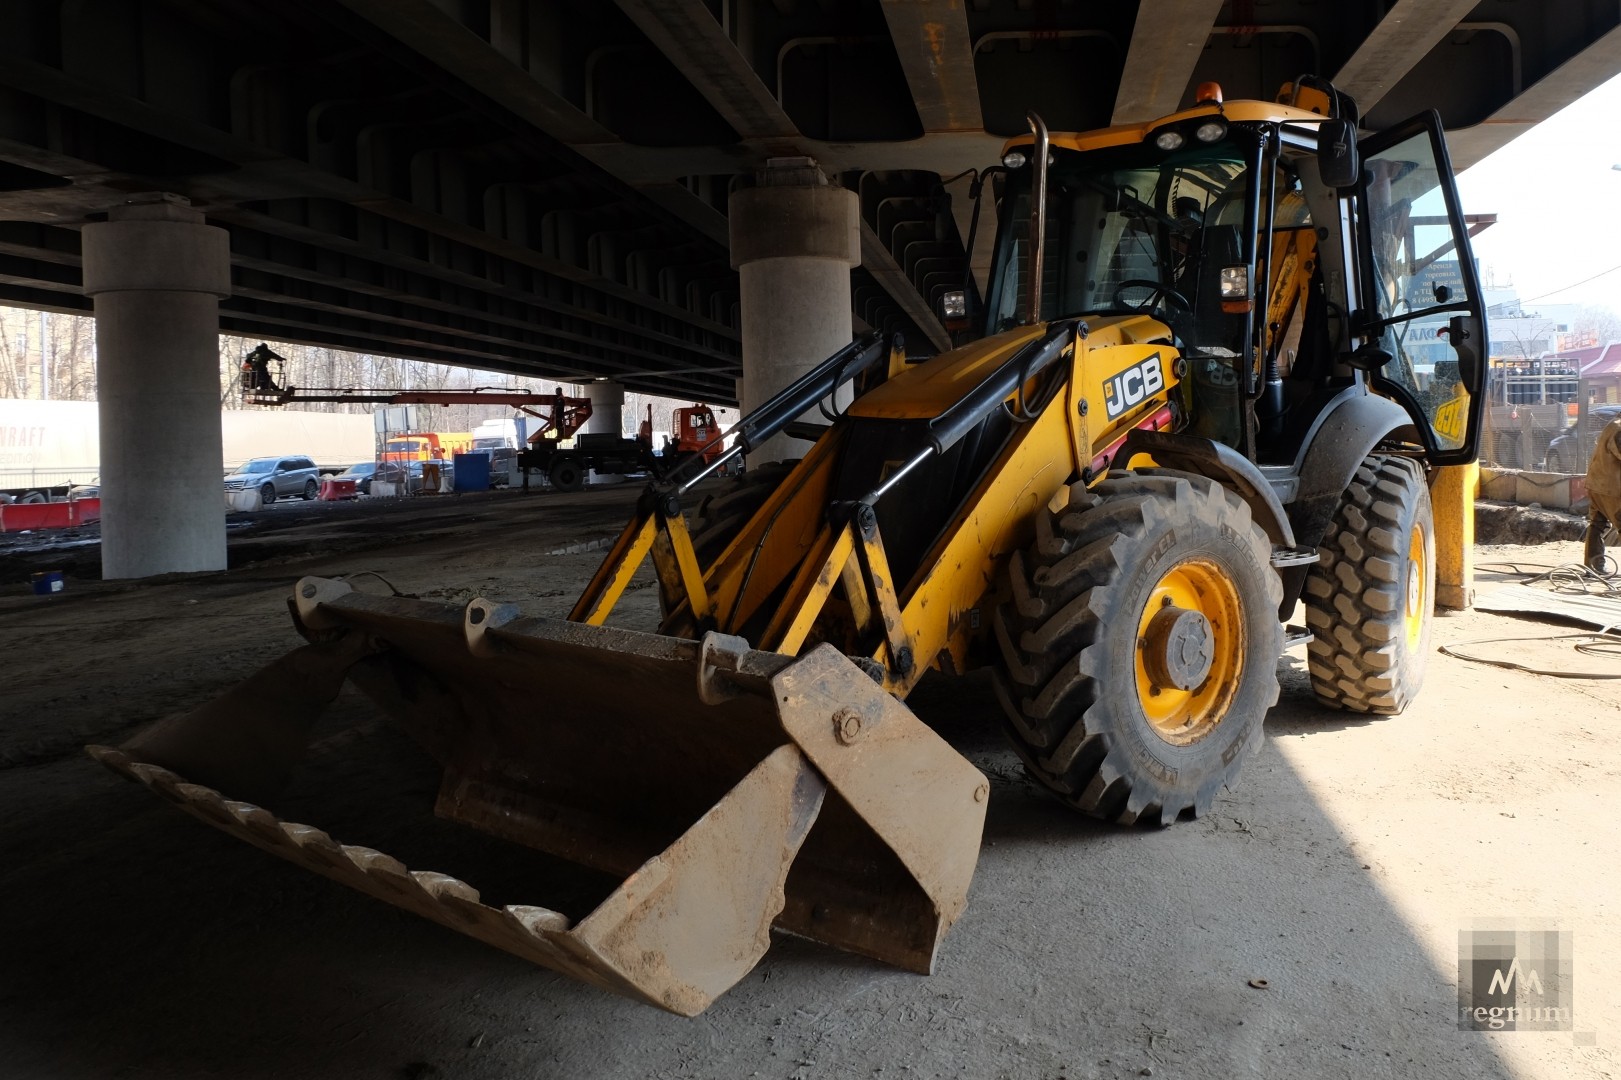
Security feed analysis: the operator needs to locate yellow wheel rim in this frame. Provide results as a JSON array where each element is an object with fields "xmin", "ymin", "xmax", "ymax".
[
  {"xmin": 1134, "ymin": 558, "xmax": 1245, "ymax": 745},
  {"xmin": 1404, "ymin": 521, "xmax": 1428, "ymax": 650}
]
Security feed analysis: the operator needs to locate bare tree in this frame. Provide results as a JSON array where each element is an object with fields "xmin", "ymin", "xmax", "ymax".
[{"xmin": 1574, "ymin": 304, "xmax": 1621, "ymax": 346}]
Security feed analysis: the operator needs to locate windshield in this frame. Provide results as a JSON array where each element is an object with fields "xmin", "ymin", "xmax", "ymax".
[
  {"xmin": 985, "ymin": 135, "xmax": 1257, "ymax": 335},
  {"xmin": 234, "ymin": 458, "xmax": 277, "ymax": 475}
]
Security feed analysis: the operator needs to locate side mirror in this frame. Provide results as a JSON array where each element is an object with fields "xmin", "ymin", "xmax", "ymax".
[{"xmin": 1318, "ymin": 118, "xmax": 1360, "ymax": 190}]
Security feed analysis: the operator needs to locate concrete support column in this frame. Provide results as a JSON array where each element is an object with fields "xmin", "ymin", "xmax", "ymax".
[
  {"xmin": 583, "ymin": 379, "xmax": 626, "ymax": 484},
  {"xmin": 729, "ymin": 161, "xmax": 860, "ymax": 463},
  {"xmin": 82, "ymin": 194, "xmax": 231, "ymax": 579}
]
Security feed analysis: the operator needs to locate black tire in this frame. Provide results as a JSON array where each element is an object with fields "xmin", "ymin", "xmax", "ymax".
[
  {"xmin": 548, "ymin": 457, "xmax": 584, "ymax": 493},
  {"xmin": 658, "ymin": 461, "xmax": 797, "ymax": 623},
  {"xmin": 302, "ymin": 479, "xmax": 319, "ymax": 500},
  {"xmin": 20, "ymin": 490, "xmax": 47, "ymax": 504},
  {"xmin": 259, "ymin": 483, "xmax": 276, "ymax": 505},
  {"xmin": 993, "ymin": 471, "xmax": 1283, "ymax": 825},
  {"xmin": 1303, "ymin": 455, "xmax": 1434, "ymax": 715}
]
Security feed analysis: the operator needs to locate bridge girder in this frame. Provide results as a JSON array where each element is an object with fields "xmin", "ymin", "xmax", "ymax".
[{"xmin": 0, "ymin": 0, "xmax": 1613, "ymax": 397}]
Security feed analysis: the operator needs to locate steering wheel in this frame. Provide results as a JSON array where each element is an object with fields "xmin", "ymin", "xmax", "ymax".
[{"xmin": 1113, "ymin": 279, "xmax": 1193, "ymax": 320}]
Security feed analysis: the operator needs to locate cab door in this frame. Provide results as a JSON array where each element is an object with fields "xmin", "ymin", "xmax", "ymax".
[{"xmin": 1354, "ymin": 111, "xmax": 1488, "ymax": 465}]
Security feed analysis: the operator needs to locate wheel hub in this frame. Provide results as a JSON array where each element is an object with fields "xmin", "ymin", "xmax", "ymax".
[
  {"xmin": 1141, "ymin": 605, "xmax": 1215, "ymax": 692},
  {"xmin": 1133, "ymin": 558, "xmax": 1245, "ymax": 745}
]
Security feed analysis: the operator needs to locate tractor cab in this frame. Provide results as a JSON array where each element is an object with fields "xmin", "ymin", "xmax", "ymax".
[{"xmin": 978, "ymin": 80, "xmax": 1488, "ymax": 470}]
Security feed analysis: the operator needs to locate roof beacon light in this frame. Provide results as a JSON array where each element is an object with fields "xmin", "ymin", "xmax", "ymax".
[{"xmin": 1195, "ymin": 81, "xmax": 1224, "ymax": 106}]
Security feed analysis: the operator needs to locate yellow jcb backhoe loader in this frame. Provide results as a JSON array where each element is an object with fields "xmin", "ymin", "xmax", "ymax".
[{"xmin": 90, "ymin": 78, "xmax": 1488, "ymax": 1016}]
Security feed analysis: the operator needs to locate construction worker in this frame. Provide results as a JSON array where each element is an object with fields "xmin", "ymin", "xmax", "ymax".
[{"xmin": 1584, "ymin": 412, "xmax": 1621, "ymax": 572}]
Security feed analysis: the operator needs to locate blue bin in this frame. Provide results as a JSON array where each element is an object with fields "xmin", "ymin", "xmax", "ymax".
[
  {"xmin": 31, "ymin": 570, "xmax": 65, "ymax": 595},
  {"xmin": 452, "ymin": 452, "xmax": 491, "ymax": 492}
]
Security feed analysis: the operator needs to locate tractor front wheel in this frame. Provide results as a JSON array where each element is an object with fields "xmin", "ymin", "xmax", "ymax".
[
  {"xmin": 1303, "ymin": 455, "xmax": 1433, "ymax": 714},
  {"xmin": 657, "ymin": 461, "xmax": 797, "ymax": 625},
  {"xmin": 993, "ymin": 471, "xmax": 1282, "ymax": 825}
]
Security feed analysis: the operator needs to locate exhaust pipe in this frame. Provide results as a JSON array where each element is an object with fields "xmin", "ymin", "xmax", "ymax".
[{"xmin": 1024, "ymin": 111, "xmax": 1050, "ymax": 327}]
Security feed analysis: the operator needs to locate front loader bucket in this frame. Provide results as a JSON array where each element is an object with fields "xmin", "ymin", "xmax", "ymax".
[{"xmin": 88, "ymin": 577, "xmax": 987, "ymax": 1016}]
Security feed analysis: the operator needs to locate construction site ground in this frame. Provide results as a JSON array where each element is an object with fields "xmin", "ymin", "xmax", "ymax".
[{"xmin": 1, "ymin": 485, "xmax": 1615, "ymax": 1080}]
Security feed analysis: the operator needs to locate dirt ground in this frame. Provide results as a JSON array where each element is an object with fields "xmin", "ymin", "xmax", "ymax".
[{"xmin": 1, "ymin": 487, "xmax": 1616, "ymax": 1080}]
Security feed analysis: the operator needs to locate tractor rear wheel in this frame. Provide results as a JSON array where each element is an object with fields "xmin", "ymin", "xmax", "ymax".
[
  {"xmin": 1303, "ymin": 455, "xmax": 1433, "ymax": 714},
  {"xmin": 993, "ymin": 471, "xmax": 1282, "ymax": 825}
]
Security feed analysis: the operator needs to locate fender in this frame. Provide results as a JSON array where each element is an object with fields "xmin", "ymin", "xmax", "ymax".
[
  {"xmin": 1119, "ymin": 429, "xmax": 1296, "ymax": 549},
  {"xmin": 1287, "ymin": 388, "xmax": 1418, "ymax": 552}
]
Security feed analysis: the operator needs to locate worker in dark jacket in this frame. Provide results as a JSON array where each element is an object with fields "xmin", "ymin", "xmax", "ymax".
[{"xmin": 1584, "ymin": 415, "xmax": 1621, "ymax": 571}]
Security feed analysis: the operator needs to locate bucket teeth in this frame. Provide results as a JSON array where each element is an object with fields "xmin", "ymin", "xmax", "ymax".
[
  {"xmin": 84, "ymin": 737, "xmax": 830, "ymax": 1015},
  {"xmin": 87, "ymin": 743, "xmax": 582, "ymax": 975}
]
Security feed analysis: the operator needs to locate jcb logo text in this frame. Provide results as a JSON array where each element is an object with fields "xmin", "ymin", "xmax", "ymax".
[{"xmin": 1103, "ymin": 354, "xmax": 1165, "ymax": 420}]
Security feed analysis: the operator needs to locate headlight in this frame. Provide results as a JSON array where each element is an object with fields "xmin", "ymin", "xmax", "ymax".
[
  {"xmin": 1002, "ymin": 150, "xmax": 1027, "ymax": 169},
  {"xmin": 941, "ymin": 290, "xmax": 967, "ymax": 319},
  {"xmin": 1195, "ymin": 119, "xmax": 1227, "ymax": 143},
  {"xmin": 1154, "ymin": 130, "xmax": 1185, "ymax": 151},
  {"xmin": 1219, "ymin": 266, "xmax": 1249, "ymax": 299}
]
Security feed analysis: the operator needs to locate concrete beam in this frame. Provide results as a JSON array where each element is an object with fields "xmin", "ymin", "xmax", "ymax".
[
  {"xmin": 0, "ymin": 46, "xmax": 738, "ymax": 350},
  {"xmin": 879, "ymin": 0, "xmax": 983, "ymax": 132},
  {"xmin": 611, "ymin": 0, "xmax": 800, "ymax": 141},
  {"xmin": 1111, "ymin": 0, "xmax": 1225, "ymax": 124},
  {"xmin": 585, "ymin": 131, "xmax": 1006, "ymax": 185},
  {"xmin": 858, "ymin": 222, "xmax": 952, "ymax": 352},
  {"xmin": 1445, "ymin": 28, "xmax": 1621, "ymax": 171},
  {"xmin": 212, "ymin": 205, "xmax": 738, "ymax": 364},
  {"xmin": 333, "ymin": 0, "xmax": 616, "ymax": 147},
  {"xmin": 1331, "ymin": 0, "xmax": 1481, "ymax": 119}
]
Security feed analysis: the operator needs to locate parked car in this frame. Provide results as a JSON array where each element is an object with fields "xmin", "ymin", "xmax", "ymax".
[
  {"xmin": 1546, "ymin": 405, "xmax": 1621, "ymax": 473},
  {"xmin": 223, "ymin": 455, "xmax": 321, "ymax": 504},
  {"xmin": 336, "ymin": 460, "xmax": 381, "ymax": 495}
]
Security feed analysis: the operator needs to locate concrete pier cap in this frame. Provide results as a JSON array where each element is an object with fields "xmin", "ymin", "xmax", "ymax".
[
  {"xmin": 82, "ymin": 192, "xmax": 232, "ymax": 580},
  {"xmin": 728, "ymin": 158, "xmax": 859, "ymax": 465}
]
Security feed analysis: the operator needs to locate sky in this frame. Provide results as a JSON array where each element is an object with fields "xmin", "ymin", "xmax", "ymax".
[{"xmin": 1454, "ymin": 69, "xmax": 1621, "ymax": 311}]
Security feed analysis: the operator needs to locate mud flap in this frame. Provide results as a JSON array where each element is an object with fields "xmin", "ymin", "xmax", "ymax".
[{"xmin": 88, "ymin": 577, "xmax": 988, "ymax": 1015}]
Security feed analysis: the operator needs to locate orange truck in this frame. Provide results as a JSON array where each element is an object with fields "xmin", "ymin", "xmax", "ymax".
[{"xmin": 379, "ymin": 431, "xmax": 472, "ymax": 463}]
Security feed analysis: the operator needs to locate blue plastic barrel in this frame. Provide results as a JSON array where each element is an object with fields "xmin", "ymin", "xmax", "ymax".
[{"xmin": 452, "ymin": 452, "xmax": 491, "ymax": 492}]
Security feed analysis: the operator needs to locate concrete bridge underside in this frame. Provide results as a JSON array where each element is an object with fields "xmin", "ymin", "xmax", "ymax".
[
  {"xmin": 0, "ymin": 0, "xmax": 1617, "ymax": 574},
  {"xmin": 1, "ymin": 0, "xmax": 1617, "ymax": 399}
]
